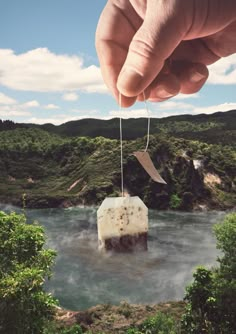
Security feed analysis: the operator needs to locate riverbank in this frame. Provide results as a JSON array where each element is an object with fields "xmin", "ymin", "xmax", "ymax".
[
  {"xmin": 0, "ymin": 191, "xmax": 235, "ymax": 212},
  {"xmin": 55, "ymin": 301, "xmax": 186, "ymax": 333}
]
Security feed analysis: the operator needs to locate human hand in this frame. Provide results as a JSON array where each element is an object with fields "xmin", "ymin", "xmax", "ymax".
[{"xmin": 96, "ymin": 0, "xmax": 236, "ymax": 107}]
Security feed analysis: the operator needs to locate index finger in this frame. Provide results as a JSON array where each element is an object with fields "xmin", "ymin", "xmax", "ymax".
[{"xmin": 95, "ymin": 1, "xmax": 141, "ymax": 107}]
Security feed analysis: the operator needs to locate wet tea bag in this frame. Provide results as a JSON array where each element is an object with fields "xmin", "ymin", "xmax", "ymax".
[{"xmin": 97, "ymin": 196, "xmax": 148, "ymax": 252}]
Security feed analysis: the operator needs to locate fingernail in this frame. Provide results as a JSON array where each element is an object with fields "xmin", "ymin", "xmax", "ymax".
[
  {"xmin": 190, "ymin": 71, "xmax": 206, "ymax": 83},
  {"xmin": 117, "ymin": 68, "xmax": 143, "ymax": 96},
  {"xmin": 156, "ymin": 88, "xmax": 173, "ymax": 99}
]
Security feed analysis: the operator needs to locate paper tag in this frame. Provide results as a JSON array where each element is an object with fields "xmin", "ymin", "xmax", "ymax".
[{"xmin": 133, "ymin": 151, "xmax": 167, "ymax": 184}]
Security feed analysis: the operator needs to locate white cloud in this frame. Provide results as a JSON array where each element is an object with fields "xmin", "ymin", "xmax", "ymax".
[
  {"xmin": 84, "ymin": 83, "xmax": 109, "ymax": 94},
  {"xmin": 62, "ymin": 92, "xmax": 79, "ymax": 101},
  {"xmin": 109, "ymin": 108, "xmax": 152, "ymax": 118},
  {"xmin": 25, "ymin": 117, "xmax": 74, "ymax": 125},
  {"xmin": 208, "ymin": 54, "xmax": 236, "ymax": 84},
  {"xmin": 44, "ymin": 103, "xmax": 60, "ymax": 110},
  {"xmin": 0, "ymin": 48, "xmax": 108, "ymax": 93},
  {"xmin": 157, "ymin": 101, "xmax": 194, "ymax": 111},
  {"xmin": 151, "ymin": 101, "xmax": 236, "ymax": 118},
  {"xmin": 0, "ymin": 98, "xmax": 40, "ymax": 118},
  {"xmin": 71, "ymin": 108, "xmax": 98, "ymax": 115},
  {"xmin": 0, "ymin": 105, "xmax": 31, "ymax": 117},
  {"xmin": 26, "ymin": 114, "xmax": 95, "ymax": 125},
  {"xmin": 22, "ymin": 100, "xmax": 40, "ymax": 108},
  {"xmin": 192, "ymin": 102, "xmax": 236, "ymax": 114},
  {"xmin": 0, "ymin": 93, "xmax": 16, "ymax": 105},
  {"xmin": 173, "ymin": 93, "xmax": 199, "ymax": 100},
  {"xmin": 0, "ymin": 92, "xmax": 17, "ymax": 105}
]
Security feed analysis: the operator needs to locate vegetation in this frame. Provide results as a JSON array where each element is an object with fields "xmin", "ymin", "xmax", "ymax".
[
  {"xmin": 0, "ymin": 209, "xmax": 235, "ymax": 333},
  {"xmin": 181, "ymin": 212, "xmax": 236, "ymax": 333},
  {"xmin": 43, "ymin": 323, "xmax": 84, "ymax": 334},
  {"xmin": 0, "ymin": 111, "xmax": 235, "ymax": 210},
  {"xmin": 1, "ymin": 110, "xmax": 235, "ymax": 145},
  {"xmin": 170, "ymin": 194, "xmax": 182, "ymax": 209},
  {"xmin": 0, "ymin": 111, "xmax": 235, "ymax": 328},
  {"xmin": 0, "ymin": 211, "xmax": 58, "ymax": 334},
  {"xmin": 125, "ymin": 312, "xmax": 178, "ymax": 333}
]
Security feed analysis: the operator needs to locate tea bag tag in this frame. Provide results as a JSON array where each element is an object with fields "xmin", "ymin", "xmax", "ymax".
[{"xmin": 133, "ymin": 151, "xmax": 167, "ymax": 184}]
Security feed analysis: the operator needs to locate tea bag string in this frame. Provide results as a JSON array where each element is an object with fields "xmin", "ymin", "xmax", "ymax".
[
  {"xmin": 119, "ymin": 92, "xmax": 151, "ymax": 197},
  {"xmin": 143, "ymin": 92, "xmax": 150, "ymax": 152},
  {"xmin": 119, "ymin": 93, "xmax": 124, "ymax": 197}
]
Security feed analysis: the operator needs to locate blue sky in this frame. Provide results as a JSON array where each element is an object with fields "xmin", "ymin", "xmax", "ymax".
[{"xmin": 0, "ymin": 0, "xmax": 236, "ymax": 124}]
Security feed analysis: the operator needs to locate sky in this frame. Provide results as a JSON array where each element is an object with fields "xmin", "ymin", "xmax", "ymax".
[{"xmin": 0, "ymin": 0, "xmax": 236, "ymax": 125}]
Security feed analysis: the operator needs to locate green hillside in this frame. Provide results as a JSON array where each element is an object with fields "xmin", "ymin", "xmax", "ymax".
[
  {"xmin": 1, "ymin": 110, "xmax": 236, "ymax": 144},
  {"xmin": 0, "ymin": 111, "xmax": 235, "ymax": 210}
]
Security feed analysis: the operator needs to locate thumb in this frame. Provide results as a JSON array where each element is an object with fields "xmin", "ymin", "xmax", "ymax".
[{"xmin": 117, "ymin": 0, "xmax": 186, "ymax": 97}]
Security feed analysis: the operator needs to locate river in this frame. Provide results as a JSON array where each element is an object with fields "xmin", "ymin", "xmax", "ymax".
[{"xmin": 0, "ymin": 203, "xmax": 226, "ymax": 311}]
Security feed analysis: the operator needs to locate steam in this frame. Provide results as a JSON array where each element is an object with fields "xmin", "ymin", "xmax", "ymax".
[{"xmin": 0, "ymin": 203, "xmax": 225, "ymax": 311}]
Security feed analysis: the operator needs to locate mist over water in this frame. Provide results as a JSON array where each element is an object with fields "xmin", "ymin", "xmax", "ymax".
[{"xmin": 0, "ymin": 204, "xmax": 226, "ymax": 310}]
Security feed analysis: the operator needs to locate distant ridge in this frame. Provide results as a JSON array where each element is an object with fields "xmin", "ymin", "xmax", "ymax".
[{"xmin": 1, "ymin": 109, "xmax": 236, "ymax": 145}]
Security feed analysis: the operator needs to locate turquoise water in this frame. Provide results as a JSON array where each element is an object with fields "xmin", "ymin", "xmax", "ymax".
[{"xmin": 0, "ymin": 204, "xmax": 226, "ymax": 310}]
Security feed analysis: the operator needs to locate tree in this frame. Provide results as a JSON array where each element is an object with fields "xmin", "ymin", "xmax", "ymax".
[
  {"xmin": 181, "ymin": 213, "xmax": 236, "ymax": 333},
  {"xmin": 0, "ymin": 211, "xmax": 58, "ymax": 334}
]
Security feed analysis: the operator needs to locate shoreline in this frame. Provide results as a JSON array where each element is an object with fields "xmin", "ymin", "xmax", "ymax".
[
  {"xmin": 55, "ymin": 301, "xmax": 186, "ymax": 333},
  {"xmin": 0, "ymin": 196, "xmax": 234, "ymax": 213}
]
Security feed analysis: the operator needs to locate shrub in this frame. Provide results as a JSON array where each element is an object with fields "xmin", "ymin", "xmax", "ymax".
[
  {"xmin": 170, "ymin": 194, "xmax": 182, "ymax": 209},
  {"xmin": 141, "ymin": 312, "xmax": 177, "ymax": 333},
  {"xmin": 0, "ymin": 211, "xmax": 58, "ymax": 334},
  {"xmin": 126, "ymin": 312, "xmax": 178, "ymax": 334},
  {"xmin": 181, "ymin": 213, "xmax": 236, "ymax": 333},
  {"xmin": 43, "ymin": 322, "xmax": 84, "ymax": 334},
  {"xmin": 60, "ymin": 324, "xmax": 83, "ymax": 334}
]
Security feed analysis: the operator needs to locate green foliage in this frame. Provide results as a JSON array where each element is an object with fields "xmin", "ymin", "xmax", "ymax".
[
  {"xmin": 156, "ymin": 120, "xmax": 222, "ymax": 134},
  {"xmin": 181, "ymin": 213, "xmax": 236, "ymax": 334},
  {"xmin": 126, "ymin": 312, "xmax": 178, "ymax": 334},
  {"xmin": 0, "ymin": 211, "xmax": 58, "ymax": 334},
  {"xmin": 214, "ymin": 213, "xmax": 236, "ymax": 275},
  {"xmin": 43, "ymin": 321, "xmax": 106, "ymax": 334},
  {"xmin": 118, "ymin": 301, "xmax": 132, "ymax": 318},
  {"xmin": 126, "ymin": 329, "xmax": 142, "ymax": 334},
  {"xmin": 59, "ymin": 324, "xmax": 83, "ymax": 334},
  {"xmin": 0, "ymin": 111, "xmax": 235, "ymax": 211},
  {"xmin": 141, "ymin": 312, "xmax": 177, "ymax": 334},
  {"xmin": 43, "ymin": 322, "xmax": 84, "ymax": 334},
  {"xmin": 2, "ymin": 110, "xmax": 235, "ymax": 144},
  {"xmin": 170, "ymin": 194, "xmax": 182, "ymax": 209},
  {"xmin": 181, "ymin": 267, "xmax": 214, "ymax": 333}
]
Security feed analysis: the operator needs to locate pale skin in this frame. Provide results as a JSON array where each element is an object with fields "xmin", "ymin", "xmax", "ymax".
[{"xmin": 96, "ymin": 0, "xmax": 236, "ymax": 107}]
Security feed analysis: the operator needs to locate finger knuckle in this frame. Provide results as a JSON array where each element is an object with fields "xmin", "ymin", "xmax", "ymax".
[{"xmin": 129, "ymin": 38, "xmax": 157, "ymax": 60}]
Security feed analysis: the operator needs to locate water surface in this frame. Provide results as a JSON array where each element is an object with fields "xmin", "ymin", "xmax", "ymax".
[{"xmin": 0, "ymin": 203, "xmax": 225, "ymax": 310}]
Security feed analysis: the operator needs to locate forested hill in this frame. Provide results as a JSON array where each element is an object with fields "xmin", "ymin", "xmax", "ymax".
[
  {"xmin": 1, "ymin": 109, "xmax": 236, "ymax": 145},
  {"xmin": 0, "ymin": 110, "xmax": 235, "ymax": 210}
]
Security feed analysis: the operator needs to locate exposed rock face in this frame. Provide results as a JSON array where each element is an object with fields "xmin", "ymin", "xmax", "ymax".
[
  {"xmin": 138, "ymin": 155, "xmax": 212, "ymax": 211},
  {"xmin": 204, "ymin": 173, "xmax": 221, "ymax": 186},
  {"xmin": 181, "ymin": 192, "xmax": 194, "ymax": 211},
  {"xmin": 172, "ymin": 156, "xmax": 209, "ymax": 208},
  {"xmin": 173, "ymin": 157, "xmax": 205, "ymax": 196}
]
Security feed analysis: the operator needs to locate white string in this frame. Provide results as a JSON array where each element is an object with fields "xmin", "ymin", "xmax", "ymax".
[
  {"xmin": 118, "ymin": 91, "xmax": 151, "ymax": 197},
  {"xmin": 143, "ymin": 91, "xmax": 150, "ymax": 152},
  {"xmin": 119, "ymin": 93, "xmax": 124, "ymax": 197}
]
